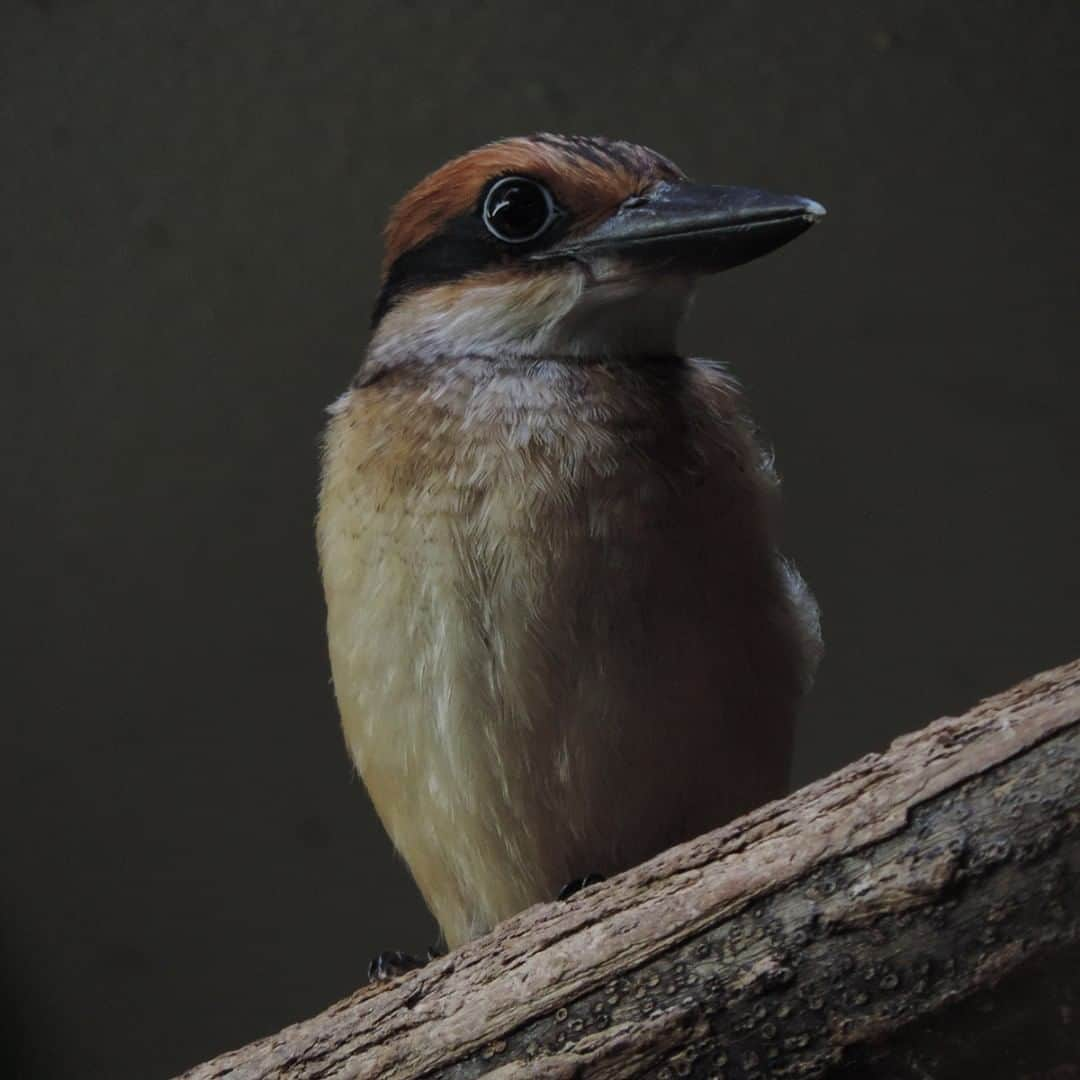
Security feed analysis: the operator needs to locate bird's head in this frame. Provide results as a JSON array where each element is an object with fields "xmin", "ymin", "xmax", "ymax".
[{"xmin": 368, "ymin": 134, "xmax": 824, "ymax": 365}]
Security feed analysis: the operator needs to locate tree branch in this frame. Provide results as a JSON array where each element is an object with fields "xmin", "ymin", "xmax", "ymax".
[{"xmin": 179, "ymin": 659, "xmax": 1080, "ymax": 1079}]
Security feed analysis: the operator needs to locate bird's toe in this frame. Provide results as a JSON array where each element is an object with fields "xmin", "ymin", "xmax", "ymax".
[
  {"xmin": 558, "ymin": 873, "xmax": 606, "ymax": 901},
  {"xmin": 368, "ymin": 949, "xmax": 425, "ymax": 982}
]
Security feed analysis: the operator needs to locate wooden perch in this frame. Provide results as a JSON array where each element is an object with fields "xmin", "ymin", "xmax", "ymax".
[{"xmin": 179, "ymin": 660, "xmax": 1080, "ymax": 1079}]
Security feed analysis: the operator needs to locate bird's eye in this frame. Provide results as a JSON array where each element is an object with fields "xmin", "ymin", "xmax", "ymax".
[{"xmin": 482, "ymin": 177, "xmax": 557, "ymax": 244}]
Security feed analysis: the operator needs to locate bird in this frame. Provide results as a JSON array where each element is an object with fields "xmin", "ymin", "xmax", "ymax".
[{"xmin": 317, "ymin": 134, "xmax": 824, "ymax": 976}]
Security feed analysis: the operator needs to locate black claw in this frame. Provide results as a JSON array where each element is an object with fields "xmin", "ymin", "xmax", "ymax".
[
  {"xmin": 368, "ymin": 949, "xmax": 425, "ymax": 982},
  {"xmin": 558, "ymin": 873, "xmax": 606, "ymax": 901}
]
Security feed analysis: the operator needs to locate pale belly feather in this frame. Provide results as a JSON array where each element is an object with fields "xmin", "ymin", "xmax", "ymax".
[{"xmin": 318, "ymin": 357, "xmax": 820, "ymax": 947}]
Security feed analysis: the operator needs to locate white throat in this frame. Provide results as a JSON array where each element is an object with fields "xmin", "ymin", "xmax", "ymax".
[{"xmin": 368, "ymin": 261, "xmax": 695, "ymax": 367}]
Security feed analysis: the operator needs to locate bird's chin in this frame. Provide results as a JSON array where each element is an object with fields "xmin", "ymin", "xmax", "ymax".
[
  {"xmin": 578, "ymin": 254, "xmax": 691, "ymax": 291},
  {"xmin": 546, "ymin": 261, "xmax": 694, "ymax": 357},
  {"xmin": 368, "ymin": 263, "xmax": 693, "ymax": 365}
]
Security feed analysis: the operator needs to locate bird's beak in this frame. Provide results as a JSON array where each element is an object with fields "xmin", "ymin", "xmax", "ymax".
[{"xmin": 536, "ymin": 181, "xmax": 825, "ymax": 274}]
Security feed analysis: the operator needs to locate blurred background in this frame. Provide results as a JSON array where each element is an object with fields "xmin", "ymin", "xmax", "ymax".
[{"xmin": 3, "ymin": 1, "xmax": 1078, "ymax": 1076}]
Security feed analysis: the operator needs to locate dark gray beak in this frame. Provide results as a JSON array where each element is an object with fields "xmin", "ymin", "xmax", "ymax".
[{"xmin": 535, "ymin": 181, "xmax": 825, "ymax": 273}]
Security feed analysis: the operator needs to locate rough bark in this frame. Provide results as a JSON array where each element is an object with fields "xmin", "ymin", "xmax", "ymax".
[{"xmin": 179, "ymin": 659, "xmax": 1080, "ymax": 1080}]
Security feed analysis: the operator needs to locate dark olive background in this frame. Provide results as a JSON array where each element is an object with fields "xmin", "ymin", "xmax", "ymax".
[{"xmin": 4, "ymin": 1, "xmax": 1078, "ymax": 1076}]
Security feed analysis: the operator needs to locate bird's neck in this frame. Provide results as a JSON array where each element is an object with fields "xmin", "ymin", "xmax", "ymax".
[
  {"xmin": 363, "ymin": 269, "xmax": 695, "ymax": 374},
  {"xmin": 339, "ymin": 352, "xmax": 676, "ymax": 443}
]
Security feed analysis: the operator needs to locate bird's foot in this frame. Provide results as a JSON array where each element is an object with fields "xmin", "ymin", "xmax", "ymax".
[
  {"xmin": 558, "ymin": 873, "xmax": 606, "ymax": 901},
  {"xmin": 368, "ymin": 945, "xmax": 442, "ymax": 983},
  {"xmin": 369, "ymin": 950, "xmax": 423, "ymax": 982}
]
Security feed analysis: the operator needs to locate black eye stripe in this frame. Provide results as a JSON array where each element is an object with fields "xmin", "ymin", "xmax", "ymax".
[{"xmin": 372, "ymin": 178, "xmax": 568, "ymax": 328}]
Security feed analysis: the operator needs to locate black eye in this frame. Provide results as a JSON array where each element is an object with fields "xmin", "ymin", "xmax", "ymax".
[{"xmin": 482, "ymin": 176, "xmax": 557, "ymax": 244}]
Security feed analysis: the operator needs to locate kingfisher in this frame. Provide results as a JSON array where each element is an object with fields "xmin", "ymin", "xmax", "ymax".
[{"xmin": 317, "ymin": 134, "xmax": 824, "ymax": 977}]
